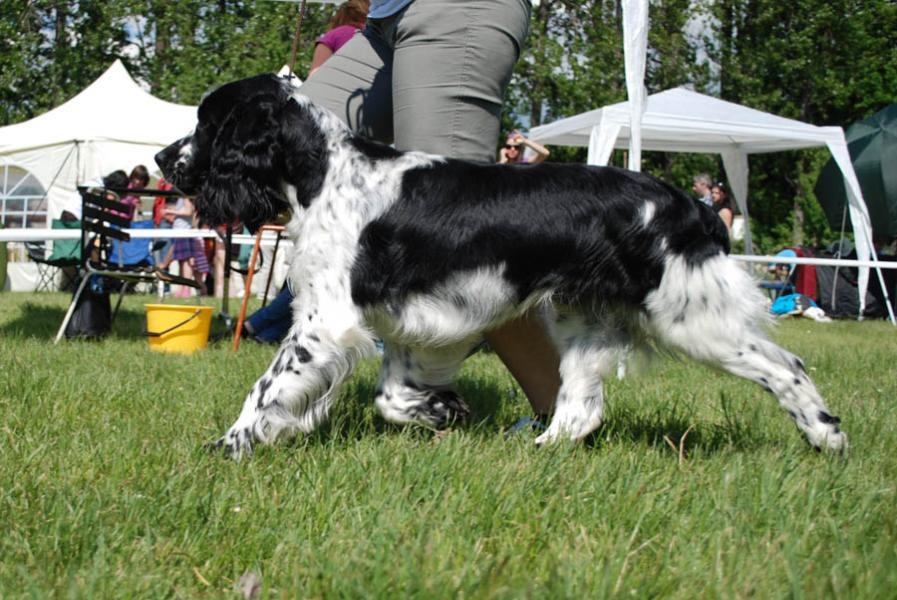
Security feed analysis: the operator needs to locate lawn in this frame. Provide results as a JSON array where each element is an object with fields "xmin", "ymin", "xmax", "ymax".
[{"xmin": 1, "ymin": 292, "xmax": 895, "ymax": 598}]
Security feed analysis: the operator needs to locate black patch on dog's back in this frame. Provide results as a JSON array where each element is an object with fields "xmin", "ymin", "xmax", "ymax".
[{"xmin": 350, "ymin": 162, "xmax": 728, "ymax": 309}]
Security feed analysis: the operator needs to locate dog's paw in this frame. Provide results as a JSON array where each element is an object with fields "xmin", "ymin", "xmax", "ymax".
[
  {"xmin": 206, "ymin": 427, "xmax": 255, "ymax": 459},
  {"xmin": 204, "ymin": 437, "xmax": 226, "ymax": 453},
  {"xmin": 807, "ymin": 413, "xmax": 847, "ymax": 454},
  {"xmin": 534, "ymin": 425, "xmax": 562, "ymax": 447},
  {"xmin": 810, "ymin": 429, "xmax": 848, "ymax": 454},
  {"xmin": 534, "ymin": 413, "xmax": 602, "ymax": 447},
  {"xmin": 420, "ymin": 390, "xmax": 470, "ymax": 430}
]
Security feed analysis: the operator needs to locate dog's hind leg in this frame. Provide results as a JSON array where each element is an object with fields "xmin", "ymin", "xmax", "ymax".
[
  {"xmin": 718, "ymin": 337, "xmax": 845, "ymax": 451},
  {"xmin": 535, "ymin": 310, "xmax": 631, "ymax": 446},
  {"xmin": 374, "ymin": 339, "xmax": 478, "ymax": 430},
  {"xmin": 646, "ymin": 255, "xmax": 846, "ymax": 451},
  {"xmin": 215, "ymin": 316, "xmax": 375, "ymax": 457}
]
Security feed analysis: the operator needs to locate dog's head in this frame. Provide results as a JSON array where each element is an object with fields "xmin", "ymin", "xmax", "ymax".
[{"xmin": 155, "ymin": 74, "xmax": 328, "ymax": 231}]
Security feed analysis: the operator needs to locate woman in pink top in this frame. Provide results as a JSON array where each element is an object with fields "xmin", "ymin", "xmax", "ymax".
[{"xmin": 309, "ymin": 0, "xmax": 370, "ymax": 76}]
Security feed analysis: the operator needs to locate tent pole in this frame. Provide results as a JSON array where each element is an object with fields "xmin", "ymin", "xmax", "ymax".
[
  {"xmin": 868, "ymin": 241, "xmax": 896, "ymax": 325},
  {"xmin": 830, "ymin": 202, "xmax": 849, "ymax": 312}
]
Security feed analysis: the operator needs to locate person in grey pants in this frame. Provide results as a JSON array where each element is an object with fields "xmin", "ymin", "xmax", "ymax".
[{"xmin": 299, "ymin": 0, "xmax": 560, "ymax": 418}]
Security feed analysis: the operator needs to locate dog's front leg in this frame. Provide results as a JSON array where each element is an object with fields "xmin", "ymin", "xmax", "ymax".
[
  {"xmin": 215, "ymin": 316, "xmax": 374, "ymax": 458},
  {"xmin": 374, "ymin": 339, "xmax": 478, "ymax": 429}
]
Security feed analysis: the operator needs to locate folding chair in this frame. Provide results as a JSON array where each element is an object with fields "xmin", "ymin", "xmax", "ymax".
[
  {"xmin": 54, "ymin": 187, "xmax": 199, "ymax": 343},
  {"xmin": 758, "ymin": 249, "xmax": 797, "ymax": 300},
  {"xmin": 106, "ymin": 219, "xmax": 163, "ymax": 304},
  {"xmin": 25, "ymin": 219, "xmax": 81, "ymax": 292},
  {"xmin": 25, "ymin": 241, "xmax": 56, "ymax": 292}
]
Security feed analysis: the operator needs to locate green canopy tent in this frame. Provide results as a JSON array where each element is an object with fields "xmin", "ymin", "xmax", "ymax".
[{"xmin": 815, "ymin": 103, "xmax": 897, "ymax": 242}]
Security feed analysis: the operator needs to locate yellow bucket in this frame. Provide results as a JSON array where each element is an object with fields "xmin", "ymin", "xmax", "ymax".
[{"xmin": 144, "ymin": 304, "xmax": 214, "ymax": 354}]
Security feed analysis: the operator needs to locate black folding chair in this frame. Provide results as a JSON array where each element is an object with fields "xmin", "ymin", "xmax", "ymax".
[{"xmin": 54, "ymin": 186, "xmax": 199, "ymax": 343}]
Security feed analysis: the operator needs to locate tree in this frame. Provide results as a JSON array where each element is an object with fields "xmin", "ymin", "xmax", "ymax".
[
  {"xmin": 0, "ymin": 0, "xmax": 332, "ymax": 123},
  {"xmin": 125, "ymin": 0, "xmax": 329, "ymax": 105},
  {"xmin": 506, "ymin": 1, "xmax": 713, "ymax": 173},
  {"xmin": 4, "ymin": 0, "xmax": 894, "ymax": 252},
  {"xmin": 708, "ymin": 0, "xmax": 897, "ymax": 250},
  {"xmin": 1, "ymin": 1, "xmax": 131, "ymax": 125}
]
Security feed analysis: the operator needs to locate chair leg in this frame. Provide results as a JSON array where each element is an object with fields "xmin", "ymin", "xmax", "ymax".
[
  {"xmin": 33, "ymin": 264, "xmax": 53, "ymax": 293},
  {"xmin": 111, "ymin": 282, "xmax": 130, "ymax": 324},
  {"xmin": 54, "ymin": 275, "xmax": 90, "ymax": 344}
]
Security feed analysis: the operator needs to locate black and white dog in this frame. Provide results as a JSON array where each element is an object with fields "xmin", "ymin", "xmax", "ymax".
[{"xmin": 156, "ymin": 74, "xmax": 846, "ymax": 456}]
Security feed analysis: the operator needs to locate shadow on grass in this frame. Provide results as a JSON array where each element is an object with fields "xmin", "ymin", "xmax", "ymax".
[
  {"xmin": 590, "ymin": 409, "xmax": 770, "ymax": 455},
  {"xmin": 266, "ymin": 375, "xmax": 773, "ymax": 457},
  {"xmin": 0, "ymin": 298, "xmax": 149, "ymax": 341}
]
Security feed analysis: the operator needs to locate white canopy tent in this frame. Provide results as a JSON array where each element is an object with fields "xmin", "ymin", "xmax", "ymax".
[
  {"xmin": 0, "ymin": 60, "xmax": 197, "ymax": 221},
  {"xmin": 529, "ymin": 87, "xmax": 891, "ymax": 318}
]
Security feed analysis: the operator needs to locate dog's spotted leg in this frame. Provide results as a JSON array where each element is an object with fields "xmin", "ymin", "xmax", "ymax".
[
  {"xmin": 215, "ymin": 319, "xmax": 375, "ymax": 458},
  {"xmin": 717, "ymin": 338, "xmax": 846, "ymax": 451},
  {"xmin": 535, "ymin": 312, "xmax": 631, "ymax": 446},
  {"xmin": 374, "ymin": 340, "xmax": 478, "ymax": 429},
  {"xmin": 645, "ymin": 254, "xmax": 846, "ymax": 452}
]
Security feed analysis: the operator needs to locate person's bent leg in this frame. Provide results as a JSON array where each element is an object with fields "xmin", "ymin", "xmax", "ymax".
[
  {"xmin": 485, "ymin": 310, "xmax": 559, "ymax": 416},
  {"xmin": 391, "ymin": 0, "xmax": 557, "ymax": 413},
  {"xmin": 246, "ymin": 286, "xmax": 294, "ymax": 338}
]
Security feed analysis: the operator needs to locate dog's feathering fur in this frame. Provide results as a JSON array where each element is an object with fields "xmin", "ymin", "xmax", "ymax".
[{"xmin": 156, "ymin": 74, "xmax": 846, "ymax": 456}]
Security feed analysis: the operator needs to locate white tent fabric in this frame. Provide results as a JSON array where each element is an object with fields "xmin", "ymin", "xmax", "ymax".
[
  {"xmin": 622, "ymin": 0, "xmax": 649, "ymax": 172},
  {"xmin": 0, "ymin": 60, "xmax": 197, "ymax": 220},
  {"xmin": 529, "ymin": 87, "xmax": 886, "ymax": 316}
]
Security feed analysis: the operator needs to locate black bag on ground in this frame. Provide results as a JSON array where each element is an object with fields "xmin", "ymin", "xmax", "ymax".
[{"xmin": 64, "ymin": 276, "xmax": 111, "ymax": 339}]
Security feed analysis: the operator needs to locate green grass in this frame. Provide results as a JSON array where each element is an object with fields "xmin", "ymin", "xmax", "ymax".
[{"xmin": 1, "ymin": 292, "xmax": 896, "ymax": 598}]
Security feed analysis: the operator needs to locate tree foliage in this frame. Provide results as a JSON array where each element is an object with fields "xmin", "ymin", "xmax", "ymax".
[
  {"xmin": 2, "ymin": 0, "xmax": 895, "ymax": 249},
  {"xmin": 0, "ymin": 0, "xmax": 329, "ymax": 123},
  {"xmin": 705, "ymin": 0, "xmax": 897, "ymax": 250},
  {"xmin": 506, "ymin": 0, "xmax": 715, "ymax": 180}
]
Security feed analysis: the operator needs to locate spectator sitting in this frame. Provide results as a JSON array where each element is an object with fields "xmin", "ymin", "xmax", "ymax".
[
  {"xmin": 242, "ymin": 285, "xmax": 294, "ymax": 344},
  {"xmin": 101, "ymin": 170, "xmax": 129, "ymax": 197}
]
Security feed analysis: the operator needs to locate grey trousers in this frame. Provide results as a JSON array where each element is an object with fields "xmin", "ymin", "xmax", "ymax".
[{"xmin": 299, "ymin": 0, "xmax": 531, "ymax": 163}]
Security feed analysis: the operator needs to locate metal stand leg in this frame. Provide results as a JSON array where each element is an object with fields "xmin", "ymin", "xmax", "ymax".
[
  {"xmin": 232, "ymin": 230, "xmax": 264, "ymax": 352},
  {"xmin": 232, "ymin": 225, "xmax": 285, "ymax": 352},
  {"xmin": 111, "ymin": 281, "xmax": 129, "ymax": 324},
  {"xmin": 261, "ymin": 231, "xmax": 283, "ymax": 308},
  {"xmin": 222, "ymin": 227, "xmax": 233, "ymax": 316},
  {"xmin": 54, "ymin": 274, "xmax": 90, "ymax": 344}
]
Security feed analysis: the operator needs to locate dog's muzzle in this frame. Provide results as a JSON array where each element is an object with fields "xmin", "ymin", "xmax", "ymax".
[{"xmin": 155, "ymin": 138, "xmax": 197, "ymax": 194}]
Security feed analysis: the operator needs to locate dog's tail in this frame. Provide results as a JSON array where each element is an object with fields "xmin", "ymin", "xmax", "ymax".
[
  {"xmin": 644, "ymin": 253, "xmax": 771, "ymax": 363},
  {"xmin": 642, "ymin": 244, "xmax": 846, "ymax": 453}
]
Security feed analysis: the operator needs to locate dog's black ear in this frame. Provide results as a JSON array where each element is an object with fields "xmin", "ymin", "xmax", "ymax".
[
  {"xmin": 279, "ymin": 100, "xmax": 329, "ymax": 209},
  {"xmin": 198, "ymin": 94, "xmax": 290, "ymax": 231}
]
